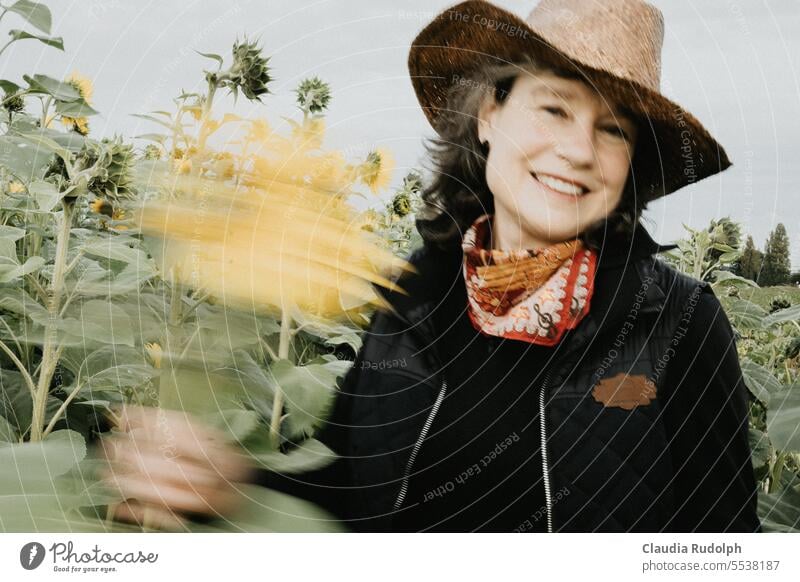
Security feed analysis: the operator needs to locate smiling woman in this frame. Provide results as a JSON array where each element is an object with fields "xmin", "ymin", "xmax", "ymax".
[
  {"xmin": 476, "ymin": 68, "xmax": 638, "ymax": 250},
  {"xmin": 97, "ymin": 0, "xmax": 761, "ymax": 534},
  {"xmin": 251, "ymin": 0, "xmax": 761, "ymax": 533}
]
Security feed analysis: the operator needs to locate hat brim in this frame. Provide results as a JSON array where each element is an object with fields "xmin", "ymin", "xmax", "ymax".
[{"xmin": 407, "ymin": 0, "xmax": 731, "ymax": 199}]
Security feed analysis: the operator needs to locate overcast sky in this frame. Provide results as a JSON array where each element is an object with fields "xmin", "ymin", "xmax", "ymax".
[{"xmin": 2, "ymin": 0, "xmax": 799, "ymax": 268}]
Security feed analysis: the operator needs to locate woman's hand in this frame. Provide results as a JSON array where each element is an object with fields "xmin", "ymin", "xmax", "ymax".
[{"xmin": 98, "ymin": 405, "xmax": 253, "ymax": 531}]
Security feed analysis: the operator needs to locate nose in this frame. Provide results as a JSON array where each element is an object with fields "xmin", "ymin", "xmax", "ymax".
[{"xmin": 554, "ymin": 121, "xmax": 596, "ymax": 170}]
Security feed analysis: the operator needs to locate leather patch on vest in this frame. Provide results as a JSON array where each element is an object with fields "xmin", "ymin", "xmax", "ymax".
[{"xmin": 592, "ymin": 373, "xmax": 657, "ymax": 410}]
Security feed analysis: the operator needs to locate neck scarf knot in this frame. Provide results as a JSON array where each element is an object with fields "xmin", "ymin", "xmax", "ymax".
[{"xmin": 462, "ymin": 214, "xmax": 597, "ymax": 346}]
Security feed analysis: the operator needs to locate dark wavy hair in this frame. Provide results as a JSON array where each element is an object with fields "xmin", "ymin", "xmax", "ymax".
[{"xmin": 415, "ymin": 53, "xmax": 657, "ymax": 252}]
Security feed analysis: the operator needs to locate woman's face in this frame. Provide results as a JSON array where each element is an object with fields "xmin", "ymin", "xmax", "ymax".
[{"xmin": 477, "ymin": 71, "xmax": 638, "ymax": 250}]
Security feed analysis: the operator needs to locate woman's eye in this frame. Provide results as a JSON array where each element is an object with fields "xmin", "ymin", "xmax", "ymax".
[
  {"xmin": 602, "ymin": 125, "xmax": 630, "ymax": 141},
  {"xmin": 542, "ymin": 105, "xmax": 567, "ymax": 118}
]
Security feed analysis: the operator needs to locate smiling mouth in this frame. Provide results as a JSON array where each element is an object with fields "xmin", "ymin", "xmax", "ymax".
[{"xmin": 530, "ymin": 172, "xmax": 590, "ymax": 197}]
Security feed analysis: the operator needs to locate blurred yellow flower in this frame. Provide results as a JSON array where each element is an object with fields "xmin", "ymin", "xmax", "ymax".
[
  {"xmin": 61, "ymin": 71, "xmax": 94, "ymax": 136},
  {"xmin": 8, "ymin": 181, "xmax": 24, "ymax": 194},
  {"xmin": 360, "ymin": 148, "xmax": 394, "ymax": 194},
  {"xmin": 137, "ymin": 173, "xmax": 412, "ymax": 317},
  {"xmin": 308, "ymin": 151, "xmax": 352, "ymax": 195}
]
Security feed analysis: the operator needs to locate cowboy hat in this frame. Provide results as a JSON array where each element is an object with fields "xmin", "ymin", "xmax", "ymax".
[{"xmin": 407, "ymin": 0, "xmax": 731, "ymax": 200}]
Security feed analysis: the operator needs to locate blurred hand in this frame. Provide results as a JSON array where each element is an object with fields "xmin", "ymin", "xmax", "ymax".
[{"xmin": 98, "ymin": 405, "xmax": 253, "ymax": 531}]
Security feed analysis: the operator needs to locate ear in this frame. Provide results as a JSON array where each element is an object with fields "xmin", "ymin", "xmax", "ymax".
[{"xmin": 477, "ymin": 93, "xmax": 499, "ymax": 144}]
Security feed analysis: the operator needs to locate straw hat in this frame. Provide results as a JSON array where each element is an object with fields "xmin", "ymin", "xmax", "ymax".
[{"xmin": 408, "ymin": 0, "xmax": 731, "ymax": 199}]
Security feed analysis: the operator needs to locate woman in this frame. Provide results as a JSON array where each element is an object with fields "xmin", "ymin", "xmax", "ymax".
[{"xmin": 104, "ymin": 0, "xmax": 761, "ymax": 532}]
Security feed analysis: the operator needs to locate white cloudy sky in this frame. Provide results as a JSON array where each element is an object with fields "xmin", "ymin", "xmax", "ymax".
[{"xmin": 2, "ymin": 0, "xmax": 798, "ymax": 267}]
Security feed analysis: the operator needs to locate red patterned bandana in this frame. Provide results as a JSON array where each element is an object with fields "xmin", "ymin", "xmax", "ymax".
[{"xmin": 462, "ymin": 214, "xmax": 597, "ymax": 346}]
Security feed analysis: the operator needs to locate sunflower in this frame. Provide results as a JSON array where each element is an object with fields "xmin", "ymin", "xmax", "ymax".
[
  {"xmin": 89, "ymin": 197, "xmax": 114, "ymax": 217},
  {"xmin": 137, "ymin": 173, "xmax": 412, "ymax": 317},
  {"xmin": 61, "ymin": 72, "xmax": 94, "ymax": 136},
  {"xmin": 360, "ymin": 148, "xmax": 394, "ymax": 194}
]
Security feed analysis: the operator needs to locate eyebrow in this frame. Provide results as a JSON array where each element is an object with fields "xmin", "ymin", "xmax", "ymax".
[{"xmin": 529, "ymin": 85, "xmax": 637, "ymax": 124}]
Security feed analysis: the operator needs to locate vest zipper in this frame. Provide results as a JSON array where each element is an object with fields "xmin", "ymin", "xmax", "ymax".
[
  {"xmin": 539, "ymin": 367, "xmax": 554, "ymax": 533},
  {"xmin": 393, "ymin": 378, "xmax": 448, "ymax": 511}
]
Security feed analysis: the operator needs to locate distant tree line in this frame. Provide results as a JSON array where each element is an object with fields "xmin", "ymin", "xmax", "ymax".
[{"xmin": 718, "ymin": 220, "xmax": 797, "ymax": 286}]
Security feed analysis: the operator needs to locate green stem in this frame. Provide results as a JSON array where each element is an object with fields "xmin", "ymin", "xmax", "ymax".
[
  {"xmin": 0, "ymin": 337, "xmax": 36, "ymax": 398},
  {"xmin": 42, "ymin": 378, "xmax": 84, "ymax": 438},
  {"xmin": 269, "ymin": 303, "xmax": 292, "ymax": 449},
  {"xmin": 770, "ymin": 450, "xmax": 788, "ymax": 494},
  {"xmin": 0, "ymin": 38, "xmax": 16, "ymax": 59},
  {"xmin": 40, "ymin": 95, "xmax": 53, "ymax": 129},
  {"xmin": 30, "ymin": 202, "xmax": 73, "ymax": 442},
  {"xmin": 196, "ymin": 78, "xmax": 218, "ymax": 152},
  {"xmin": 156, "ymin": 267, "xmax": 184, "ymax": 411}
]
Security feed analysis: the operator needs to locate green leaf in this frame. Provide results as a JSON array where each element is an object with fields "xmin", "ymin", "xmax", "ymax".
[
  {"xmin": 0, "ymin": 429, "xmax": 85, "ymax": 484},
  {"xmin": 16, "ymin": 131, "xmax": 71, "ymax": 164},
  {"xmin": 130, "ymin": 113, "xmax": 174, "ymax": 131},
  {"xmin": 271, "ymin": 359, "xmax": 340, "ymax": 439},
  {"xmin": 213, "ymin": 350, "xmax": 275, "ymax": 417},
  {"xmin": 54, "ymin": 98, "xmax": 99, "ymax": 118},
  {"xmin": 248, "ymin": 438, "xmax": 336, "ymax": 474},
  {"xmin": 766, "ymin": 389, "xmax": 800, "ymax": 453},
  {"xmin": 0, "ymin": 225, "xmax": 26, "ymax": 242},
  {"xmin": 196, "ymin": 50, "xmax": 223, "ymax": 67},
  {"xmin": 725, "ymin": 298, "xmax": 768, "ymax": 330},
  {"xmin": 748, "ymin": 427, "xmax": 770, "ymax": 470},
  {"xmin": 758, "ymin": 487, "xmax": 800, "ymax": 532},
  {"xmin": 81, "ymin": 365, "xmax": 156, "ymax": 397},
  {"xmin": 202, "ymin": 409, "xmax": 260, "ymax": 444},
  {"xmin": 7, "ymin": 0, "xmax": 52, "ymax": 34},
  {"xmin": 8, "ymin": 29, "xmax": 63, "ymax": 50},
  {"xmin": 711, "ymin": 270, "xmax": 758, "ymax": 288},
  {"xmin": 0, "ymin": 79, "xmax": 21, "ymax": 94},
  {"xmin": 77, "ymin": 300, "xmax": 135, "ymax": 346},
  {"xmin": 189, "ymin": 484, "xmax": 343, "ymax": 532},
  {"xmin": 80, "ymin": 237, "xmax": 149, "ymax": 266},
  {"xmin": 0, "ymin": 288, "xmax": 49, "ymax": 325},
  {"xmin": 0, "ymin": 135, "xmax": 56, "ymax": 181},
  {"xmin": 0, "ymin": 255, "xmax": 44, "ymax": 283},
  {"xmin": 0, "ymin": 414, "xmax": 17, "ymax": 443},
  {"xmin": 740, "ymin": 358, "xmax": 783, "ymax": 406},
  {"xmin": 28, "ymin": 179, "xmax": 64, "ymax": 211},
  {"xmin": 23, "ymin": 74, "xmax": 79, "ymax": 101},
  {"xmin": 762, "ymin": 304, "xmax": 800, "ymax": 328},
  {"xmin": 0, "ymin": 430, "xmax": 107, "ymax": 533}
]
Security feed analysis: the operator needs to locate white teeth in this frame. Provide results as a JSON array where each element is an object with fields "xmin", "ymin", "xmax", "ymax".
[{"xmin": 534, "ymin": 174, "xmax": 586, "ymax": 196}]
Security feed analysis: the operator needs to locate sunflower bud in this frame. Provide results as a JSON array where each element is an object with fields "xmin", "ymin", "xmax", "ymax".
[
  {"xmin": 79, "ymin": 137, "xmax": 136, "ymax": 202},
  {"xmin": 214, "ymin": 38, "xmax": 273, "ymax": 102},
  {"xmin": 2, "ymin": 91, "xmax": 25, "ymax": 113},
  {"xmin": 295, "ymin": 76, "xmax": 331, "ymax": 115},
  {"xmin": 391, "ymin": 191, "xmax": 412, "ymax": 218}
]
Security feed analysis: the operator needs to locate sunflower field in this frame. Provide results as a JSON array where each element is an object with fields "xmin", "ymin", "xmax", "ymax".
[
  {"xmin": 0, "ymin": 0, "xmax": 420, "ymax": 532},
  {"xmin": 0, "ymin": 0, "xmax": 797, "ymax": 534}
]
